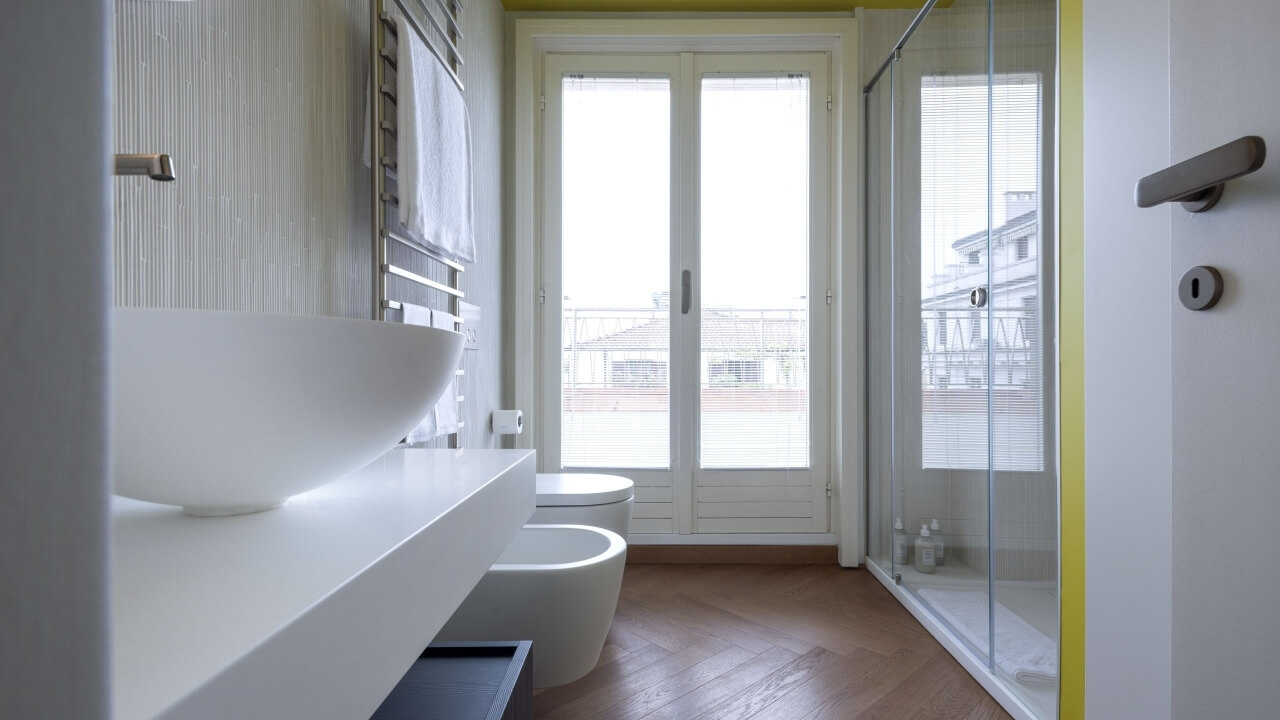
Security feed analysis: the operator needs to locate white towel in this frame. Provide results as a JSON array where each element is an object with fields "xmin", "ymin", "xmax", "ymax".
[
  {"xmin": 428, "ymin": 308, "xmax": 459, "ymax": 435},
  {"xmin": 916, "ymin": 588, "xmax": 1058, "ymax": 685},
  {"xmin": 401, "ymin": 303, "xmax": 459, "ymax": 443},
  {"xmin": 396, "ymin": 15, "xmax": 475, "ymax": 263}
]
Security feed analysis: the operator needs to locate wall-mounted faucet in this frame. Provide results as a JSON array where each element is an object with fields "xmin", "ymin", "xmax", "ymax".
[{"xmin": 114, "ymin": 153, "xmax": 175, "ymax": 181}]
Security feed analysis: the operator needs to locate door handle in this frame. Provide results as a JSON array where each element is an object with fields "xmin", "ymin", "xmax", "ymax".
[
  {"xmin": 681, "ymin": 270, "xmax": 691, "ymax": 314},
  {"xmin": 1135, "ymin": 135, "xmax": 1266, "ymax": 213},
  {"xmin": 969, "ymin": 286, "xmax": 987, "ymax": 308}
]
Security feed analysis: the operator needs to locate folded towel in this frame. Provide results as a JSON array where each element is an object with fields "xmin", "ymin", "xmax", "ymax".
[
  {"xmin": 916, "ymin": 588, "xmax": 1058, "ymax": 685},
  {"xmin": 401, "ymin": 303, "xmax": 459, "ymax": 443},
  {"xmin": 428, "ymin": 308, "xmax": 459, "ymax": 436},
  {"xmin": 395, "ymin": 15, "xmax": 475, "ymax": 262}
]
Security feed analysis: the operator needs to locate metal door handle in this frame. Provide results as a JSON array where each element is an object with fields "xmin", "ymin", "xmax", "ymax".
[
  {"xmin": 681, "ymin": 270, "xmax": 691, "ymax": 314},
  {"xmin": 970, "ymin": 286, "xmax": 987, "ymax": 308},
  {"xmin": 1135, "ymin": 135, "xmax": 1266, "ymax": 213}
]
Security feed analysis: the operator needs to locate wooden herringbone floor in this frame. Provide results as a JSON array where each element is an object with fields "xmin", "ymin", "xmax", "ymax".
[{"xmin": 533, "ymin": 564, "xmax": 1012, "ymax": 720}]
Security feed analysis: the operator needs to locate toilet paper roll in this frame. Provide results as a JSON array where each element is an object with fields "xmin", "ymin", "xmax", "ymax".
[{"xmin": 492, "ymin": 409, "xmax": 523, "ymax": 434}]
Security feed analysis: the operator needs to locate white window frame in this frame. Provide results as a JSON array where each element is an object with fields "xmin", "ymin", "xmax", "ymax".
[{"xmin": 512, "ymin": 18, "xmax": 861, "ymax": 560}]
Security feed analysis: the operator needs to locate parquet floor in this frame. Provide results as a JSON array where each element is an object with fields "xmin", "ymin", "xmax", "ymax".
[{"xmin": 533, "ymin": 564, "xmax": 1012, "ymax": 720}]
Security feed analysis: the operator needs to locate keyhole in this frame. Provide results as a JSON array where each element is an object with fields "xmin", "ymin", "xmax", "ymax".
[{"xmin": 1179, "ymin": 265, "xmax": 1223, "ymax": 311}]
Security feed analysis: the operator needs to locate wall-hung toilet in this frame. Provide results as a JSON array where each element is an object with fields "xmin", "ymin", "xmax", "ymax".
[{"xmin": 531, "ymin": 473, "xmax": 633, "ymax": 540}]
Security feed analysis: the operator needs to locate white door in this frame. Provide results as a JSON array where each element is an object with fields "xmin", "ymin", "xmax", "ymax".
[
  {"xmin": 1168, "ymin": 2, "xmax": 1280, "ymax": 716},
  {"xmin": 539, "ymin": 53, "xmax": 833, "ymax": 536}
]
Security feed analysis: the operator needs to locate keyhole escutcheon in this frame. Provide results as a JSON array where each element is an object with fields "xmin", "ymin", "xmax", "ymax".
[{"xmin": 1179, "ymin": 265, "xmax": 1223, "ymax": 311}]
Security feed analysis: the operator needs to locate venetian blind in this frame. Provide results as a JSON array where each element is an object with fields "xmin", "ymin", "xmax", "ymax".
[
  {"xmin": 560, "ymin": 75, "xmax": 672, "ymax": 469},
  {"xmin": 919, "ymin": 72, "xmax": 1045, "ymax": 471}
]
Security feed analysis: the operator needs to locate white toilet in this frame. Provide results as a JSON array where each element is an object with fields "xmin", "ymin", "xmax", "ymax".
[
  {"xmin": 434, "ymin": 473, "xmax": 635, "ymax": 687},
  {"xmin": 531, "ymin": 473, "xmax": 634, "ymax": 540}
]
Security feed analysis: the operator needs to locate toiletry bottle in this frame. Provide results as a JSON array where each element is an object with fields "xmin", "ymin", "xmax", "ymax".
[
  {"xmin": 914, "ymin": 524, "xmax": 936, "ymax": 574},
  {"xmin": 893, "ymin": 517, "xmax": 909, "ymax": 566},
  {"xmin": 929, "ymin": 518, "xmax": 946, "ymax": 566}
]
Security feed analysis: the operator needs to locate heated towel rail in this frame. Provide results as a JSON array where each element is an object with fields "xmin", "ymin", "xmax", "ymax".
[{"xmin": 370, "ymin": 0, "xmax": 466, "ymax": 447}]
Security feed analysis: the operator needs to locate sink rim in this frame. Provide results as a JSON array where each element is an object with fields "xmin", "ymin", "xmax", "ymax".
[{"xmin": 109, "ymin": 307, "xmax": 464, "ymax": 515}]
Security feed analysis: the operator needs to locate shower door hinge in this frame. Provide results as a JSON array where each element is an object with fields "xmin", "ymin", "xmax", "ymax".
[
  {"xmin": 540, "ymin": 96, "xmax": 545, "ymax": 112},
  {"xmin": 826, "ymin": 289, "xmax": 834, "ymax": 305},
  {"xmin": 538, "ymin": 288, "xmax": 546, "ymax": 304},
  {"xmin": 825, "ymin": 481, "xmax": 832, "ymax": 497},
  {"xmin": 827, "ymin": 95, "xmax": 833, "ymax": 111}
]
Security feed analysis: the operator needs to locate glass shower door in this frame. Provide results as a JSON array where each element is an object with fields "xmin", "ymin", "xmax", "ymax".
[
  {"xmin": 989, "ymin": 2, "xmax": 1059, "ymax": 717},
  {"xmin": 864, "ymin": 2, "xmax": 1059, "ymax": 717},
  {"xmin": 893, "ymin": 0, "xmax": 994, "ymax": 669}
]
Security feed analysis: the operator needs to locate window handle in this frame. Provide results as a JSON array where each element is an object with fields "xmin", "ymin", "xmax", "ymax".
[
  {"xmin": 681, "ymin": 270, "xmax": 691, "ymax": 315},
  {"xmin": 1135, "ymin": 135, "xmax": 1266, "ymax": 213}
]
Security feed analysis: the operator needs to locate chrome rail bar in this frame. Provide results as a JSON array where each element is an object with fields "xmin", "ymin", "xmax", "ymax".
[
  {"xmin": 382, "ymin": 4, "xmax": 465, "ymax": 90},
  {"xmin": 863, "ymin": 0, "xmax": 940, "ymax": 94},
  {"xmin": 438, "ymin": 0, "xmax": 464, "ymax": 39},
  {"xmin": 384, "ymin": 263, "xmax": 466, "ymax": 299},
  {"xmin": 385, "ymin": 4, "xmax": 464, "ymax": 67}
]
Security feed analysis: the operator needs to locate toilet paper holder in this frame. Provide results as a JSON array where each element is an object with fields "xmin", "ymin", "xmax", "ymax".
[{"xmin": 492, "ymin": 410, "xmax": 523, "ymax": 435}]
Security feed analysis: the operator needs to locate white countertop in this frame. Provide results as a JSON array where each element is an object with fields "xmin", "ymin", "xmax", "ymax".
[{"xmin": 111, "ymin": 448, "xmax": 535, "ymax": 720}]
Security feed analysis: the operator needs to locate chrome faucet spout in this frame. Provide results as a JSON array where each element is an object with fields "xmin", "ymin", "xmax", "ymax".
[{"xmin": 114, "ymin": 153, "xmax": 175, "ymax": 181}]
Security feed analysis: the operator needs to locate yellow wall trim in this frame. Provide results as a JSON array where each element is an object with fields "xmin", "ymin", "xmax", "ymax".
[{"xmin": 1059, "ymin": 0, "xmax": 1085, "ymax": 717}]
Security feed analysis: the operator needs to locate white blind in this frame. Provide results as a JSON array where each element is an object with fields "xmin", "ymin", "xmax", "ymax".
[
  {"xmin": 560, "ymin": 75, "xmax": 671, "ymax": 469},
  {"xmin": 699, "ymin": 74, "xmax": 810, "ymax": 469},
  {"xmin": 918, "ymin": 73, "xmax": 1044, "ymax": 471}
]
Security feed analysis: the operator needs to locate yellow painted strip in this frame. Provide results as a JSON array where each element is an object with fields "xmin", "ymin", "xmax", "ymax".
[
  {"xmin": 1058, "ymin": 0, "xmax": 1085, "ymax": 718},
  {"xmin": 503, "ymin": 0, "xmax": 933, "ymax": 11}
]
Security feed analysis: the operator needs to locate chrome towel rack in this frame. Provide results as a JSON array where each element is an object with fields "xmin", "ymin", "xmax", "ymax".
[{"xmin": 370, "ymin": 0, "xmax": 467, "ymax": 447}]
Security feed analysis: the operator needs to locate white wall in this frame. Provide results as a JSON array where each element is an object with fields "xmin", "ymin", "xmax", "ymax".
[
  {"xmin": 0, "ymin": 1, "xmax": 111, "ymax": 718},
  {"xmin": 1082, "ymin": 0, "xmax": 1173, "ymax": 716},
  {"xmin": 113, "ymin": 0, "xmax": 506, "ymax": 448}
]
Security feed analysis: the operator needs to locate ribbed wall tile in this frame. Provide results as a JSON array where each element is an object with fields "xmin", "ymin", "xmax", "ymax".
[{"xmin": 113, "ymin": 0, "xmax": 505, "ymax": 448}]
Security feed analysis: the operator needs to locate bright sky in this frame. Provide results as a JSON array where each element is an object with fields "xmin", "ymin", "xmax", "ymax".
[
  {"xmin": 560, "ymin": 74, "xmax": 809, "ymax": 311},
  {"xmin": 918, "ymin": 74, "xmax": 1042, "ymax": 292}
]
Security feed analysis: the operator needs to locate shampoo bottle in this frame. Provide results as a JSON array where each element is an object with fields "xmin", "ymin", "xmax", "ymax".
[
  {"xmin": 914, "ymin": 524, "xmax": 936, "ymax": 574},
  {"xmin": 893, "ymin": 517, "xmax": 909, "ymax": 566},
  {"xmin": 929, "ymin": 518, "xmax": 946, "ymax": 566}
]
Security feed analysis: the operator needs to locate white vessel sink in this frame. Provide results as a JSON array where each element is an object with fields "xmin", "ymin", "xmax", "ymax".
[{"xmin": 110, "ymin": 308, "xmax": 463, "ymax": 515}]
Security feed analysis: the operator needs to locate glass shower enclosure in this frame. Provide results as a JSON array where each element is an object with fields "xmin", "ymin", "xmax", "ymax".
[{"xmin": 864, "ymin": 1, "xmax": 1059, "ymax": 718}]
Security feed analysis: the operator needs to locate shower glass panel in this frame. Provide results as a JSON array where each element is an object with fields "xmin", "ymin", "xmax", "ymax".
[
  {"xmin": 894, "ymin": 0, "xmax": 993, "ymax": 667},
  {"xmin": 990, "ymin": 2, "xmax": 1058, "ymax": 717},
  {"xmin": 864, "ymin": 1, "xmax": 1059, "ymax": 718}
]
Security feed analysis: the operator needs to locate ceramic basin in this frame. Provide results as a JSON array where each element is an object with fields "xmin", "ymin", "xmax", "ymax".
[{"xmin": 110, "ymin": 308, "xmax": 463, "ymax": 515}]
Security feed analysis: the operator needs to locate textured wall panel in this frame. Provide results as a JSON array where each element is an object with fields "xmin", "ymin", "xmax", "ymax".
[
  {"xmin": 455, "ymin": 0, "xmax": 506, "ymax": 449},
  {"xmin": 113, "ymin": 0, "xmax": 505, "ymax": 448}
]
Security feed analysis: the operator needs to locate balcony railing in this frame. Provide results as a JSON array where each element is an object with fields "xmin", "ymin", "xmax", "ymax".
[{"xmin": 920, "ymin": 307, "xmax": 1040, "ymax": 393}]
